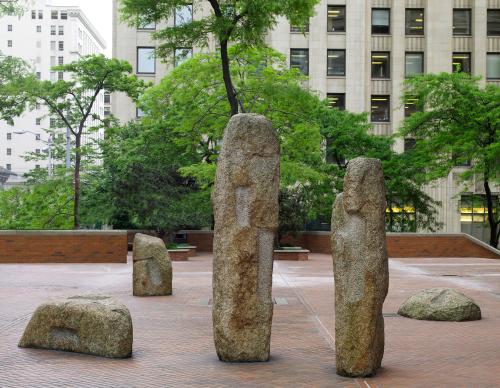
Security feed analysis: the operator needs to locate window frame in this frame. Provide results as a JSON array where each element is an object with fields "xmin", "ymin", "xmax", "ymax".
[
  {"xmin": 453, "ymin": 8, "xmax": 472, "ymax": 36},
  {"xmin": 372, "ymin": 8, "xmax": 390, "ymax": 35},
  {"xmin": 487, "ymin": 9, "xmax": 500, "ymax": 36},
  {"xmin": 452, "ymin": 52, "xmax": 472, "ymax": 74},
  {"xmin": 371, "ymin": 95, "xmax": 391, "ymax": 123},
  {"xmin": 327, "ymin": 93, "xmax": 346, "ymax": 110},
  {"xmin": 290, "ymin": 48, "xmax": 309, "ymax": 76},
  {"xmin": 136, "ymin": 46, "xmax": 156, "ymax": 75},
  {"xmin": 174, "ymin": 47, "xmax": 193, "ymax": 67},
  {"xmin": 327, "ymin": 49, "xmax": 346, "ymax": 77},
  {"xmin": 327, "ymin": 5, "xmax": 346, "ymax": 33},
  {"xmin": 174, "ymin": 4, "xmax": 193, "ymax": 27},
  {"xmin": 486, "ymin": 52, "xmax": 500, "ymax": 79},
  {"xmin": 371, "ymin": 51, "xmax": 391, "ymax": 79},
  {"xmin": 405, "ymin": 8, "xmax": 425, "ymax": 36},
  {"xmin": 405, "ymin": 51, "xmax": 424, "ymax": 77}
]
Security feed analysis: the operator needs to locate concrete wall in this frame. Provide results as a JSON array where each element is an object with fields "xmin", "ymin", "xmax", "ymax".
[{"xmin": 0, "ymin": 230, "xmax": 128, "ymax": 263}]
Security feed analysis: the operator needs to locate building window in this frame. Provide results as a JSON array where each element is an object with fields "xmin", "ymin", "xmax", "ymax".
[
  {"xmin": 371, "ymin": 52, "xmax": 390, "ymax": 79},
  {"xmin": 38, "ymin": 10, "xmax": 43, "ymax": 19},
  {"xmin": 453, "ymin": 9, "xmax": 471, "ymax": 36},
  {"xmin": 36, "ymin": 118, "xmax": 41, "ymax": 125},
  {"xmin": 452, "ymin": 53, "xmax": 471, "ymax": 73},
  {"xmin": 51, "ymin": 25, "xmax": 56, "ymax": 35},
  {"xmin": 138, "ymin": 19, "xmax": 156, "ymax": 30},
  {"xmin": 487, "ymin": 9, "xmax": 500, "ymax": 36},
  {"xmin": 137, "ymin": 47, "xmax": 156, "ymax": 74},
  {"xmin": 7, "ymin": 25, "xmax": 12, "ymax": 32},
  {"xmin": 58, "ymin": 56, "xmax": 64, "ymax": 65},
  {"xmin": 50, "ymin": 56, "xmax": 56, "ymax": 67},
  {"xmin": 372, "ymin": 8, "xmax": 390, "ymax": 34},
  {"xmin": 104, "ymin": 92, "xmax": 111, "ymax": 104},
  {"xmin": 61, "ymin": 12, "xmax": 68, "ymax": 20},
  {"xmin": 404, "ymin": 138, "xmax": 416, "ymax": 152},
  {"xmin": 50, "ymin": 118, "xmax": 57, "ymax": 128},
  {"xmin": 327, "ymin": 93, "xmax": 345, "ymax": 110},
  {"xmin": 35, "ymin": 134, "xmax": 40, "ymax": 140},
  {"xmin": 58, "ymin": 26, "xmax": 64, "ymax": 35},
  {"xmin": 104, "ymin": 107, "xmax": 111, "ymax": 117},
  {"xmin": 487, "ymin": 53, "xmax": 500, "ymax": 79},
  {"xmin": 32, "ymin": 10, "xmax": 36, "ymax": 19},
  {"xmin": 36, "ymin": 25, "xmax": 42, "ymax": 32},
  {"xmin": 51, "ymin": 10, "xmax": 58, "ymax": 19},
  {"xmin": 136, "ymin": 108, "xmax": 145, "ymax": 118},
  {"xmin": 327, "ymin": 49, "xmax": 346, "ymax": 76},
  {"xmin": 461, "ymin": 195, "xmax": 499, "ymax": 243},
  {"xmin": 50, "ymin": 41, "xmax": 56, "ymax": 50},
  {"xmin": 7, "ymin": 40, "xmax": 12, "ymax": 47},
  {"xmin": 58, "ymin": 72, "xmax": 64, "ymax": 81},
  {"xmin": 291, "ymin": 24, "xmax": 309, "ymax": 33},
  {"xmin": 7, "ymin": 133, "xmax": 12, "ymax": 140},
  {"xmin": 405, "ymin": 52, "xmax": 424, "ymax": 77},
  {"xmin": 405, "ymin": 8, "xmax": 424, "ymax": 35},
  {"xmin": 6, "ymin": 164, "xmax": 11, "ymax": 171},
  {"xmin": 7, "ymin": 148, "xmax": 11, "ymax": 156},
  {"xmin": 59, "ymin": 41, "xmax": 64, "ymax": 51},
  {"xmin": 371, "ymin": 95, "xmax": 390, "ymax": 122},
  {"xmin": 175, "ymin": 4, "xmax": 193, "ymax": 26},
  {"xmin": 290, "ymin": 49, "xmax": 309, "ymax": 75},
  {"xmin": 404, "ymin": 96, "xmax": 419, "ymax": 118},
  {"xmin": 327, "ymin": 6, "xmax": 346, "ymax": 32},
  {"xmin": 174, "ymin": 48, "xmax": 193, "ymax": 67},
  {"xmin": 36, "ymin": 72, "xmax": 41, "ymax": 80},
  {"xmin": 35, "ymin": 149, "xmax": 41, "ymax": 154}
]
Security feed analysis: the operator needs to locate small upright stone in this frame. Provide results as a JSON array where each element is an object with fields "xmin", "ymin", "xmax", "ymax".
[
  {"xmin": 133, "ymin": 233, "xmax": 172, "ymax": 296},
  {"xmin": 212, "ymin": 114, "xmax": 280, "ymax": 362},
  {"xmin": 19, "ymin": 295, "xmax": 132, "ymax": 358},
  {"xmin": 331, "ymin": 157, "xmax": 389, "ymax": 377}
]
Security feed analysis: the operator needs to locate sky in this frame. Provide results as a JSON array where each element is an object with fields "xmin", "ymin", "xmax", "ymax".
[{"xmin": 49, "ymin": 0, "xmax": 113, "ymax": 56}]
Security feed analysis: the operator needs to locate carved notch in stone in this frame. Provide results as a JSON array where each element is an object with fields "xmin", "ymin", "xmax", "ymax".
[{"xmin": 212, "ymin": 114, "xmax": 280, "ymax": 362}]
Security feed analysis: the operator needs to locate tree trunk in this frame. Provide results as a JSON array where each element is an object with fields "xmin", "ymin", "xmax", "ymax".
[
  {"xmin": 73, "ymin": 134, "xmax": 81, "ymax": 230},
  {"xmin": 219, "ymin": 39, "xmax": 239, "ymax": 116},
  {"xmin": 484, "ymin": 178, "xmax": 499, "ymax": 248}
]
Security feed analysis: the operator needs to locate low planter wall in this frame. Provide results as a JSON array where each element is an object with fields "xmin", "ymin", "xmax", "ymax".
[
  {"xmin": 180, "ymin": 230, "xmax": 500, "ymax": 259},
  {"xmin": 0, "ymin": 230, "xmax": 128, "ymax": 264},
  {"xmin": 168, "ymin": 249, "xmax": 190, "ymax": 261},
  {"xmin": 274, "ymin": 249, "xmax": 310, "ymax": 261}
]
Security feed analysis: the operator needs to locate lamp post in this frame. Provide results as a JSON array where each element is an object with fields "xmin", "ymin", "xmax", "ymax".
[{"xmin": 13, "ymin": 131, "xmax": 54, "ymax": 177}]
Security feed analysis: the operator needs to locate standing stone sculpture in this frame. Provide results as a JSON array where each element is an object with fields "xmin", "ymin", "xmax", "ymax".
[
  {"xmin": 212, "ymin": 114, "xmax": 280, "ymax": 362},
  {"xmin": 331, "ymin": 157, "xmax": 389, "ymax": 377},
  {"xmin": 133, "ymin": 233, "xmax": 172, "ymax": 296}
]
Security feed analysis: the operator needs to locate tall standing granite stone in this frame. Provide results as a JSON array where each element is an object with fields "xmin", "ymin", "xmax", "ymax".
[
  {"xmin": 212, "ymin": 113, "xmax": 280, "ymax": 362},
  {"xmin": 133, "ymin": 233, "xmax": 172, "ymax": 296},
  {"xmin": 331, "ymin": 157, "xmax": 389, "ymax": 377}
]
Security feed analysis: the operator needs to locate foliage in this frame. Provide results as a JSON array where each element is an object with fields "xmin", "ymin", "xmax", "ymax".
[
  {"xmin": 0, "ymin": 0, "xmax": 26, "ymax": 16},
  {"xmin": 2, "ymin": 54, "xmax": 146, "ymax": 229},
  {"xmin": 119, "ymin": 0, "xmax": 319, "ymax": 115},
  {"xmin": 0, "ymin": 168, "xmax": 73, "ymax": 229},
  {"xmin": 399, "ymin": 72, "xmax": 500, "ymax": 246},
  {"xmin": 0, "ymin": 53, "xmax": 30, "ymax": 123}
]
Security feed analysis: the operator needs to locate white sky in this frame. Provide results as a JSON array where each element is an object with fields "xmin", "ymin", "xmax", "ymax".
[{"xmin": 49, "ymin": 0, "xmax": 113, "ymax": 56}]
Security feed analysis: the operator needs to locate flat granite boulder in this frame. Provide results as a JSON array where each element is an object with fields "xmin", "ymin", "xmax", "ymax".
[
  {"xmin": 398, "ymin": 288, "xmax": 481, "ymax": 322},
  {"xmin": 19, "ymin": 295, "xmax": 133, "ymax": 358},
  {"xmin": 133, "ymin": 233, "xmax": 172, "ymax": 296}
]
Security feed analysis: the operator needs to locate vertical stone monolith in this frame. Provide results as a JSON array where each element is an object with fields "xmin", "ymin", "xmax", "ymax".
[
  {"xmin": 212, "ymin": 113, "xmax": 280, "ymax": 362},
  {"xmin": 331, "ymin": 157, "xmax": 389, "ymax": 377},
  {"xmin": 133, "ymin": 233, "xmax": 172, "ymax": 296}
]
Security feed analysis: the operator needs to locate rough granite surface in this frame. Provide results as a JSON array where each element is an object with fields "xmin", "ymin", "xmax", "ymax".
[
  {"xmin": 331, "ymin": 157, "xmax": 389, "ymax": 377},
  {"xmin": 133, "ymin": 233, "xmax": 172, "ymax": 296},
  {"xmin": 19, "ymin": 295, "xmax": 133, "ymax": 358},
  {"xmin": 212, "ymin": 114, "xmax": 280, "ymax": 362},
  {"xmin": 398, "ymin": 288, "xmax": 482, "ymax": 321}
]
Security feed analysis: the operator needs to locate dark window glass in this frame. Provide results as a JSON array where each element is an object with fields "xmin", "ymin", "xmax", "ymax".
[
  {"xmin": 452, "ymin": 53, "xmax": 471, "ymax": 73},
  {"xmin": 327, "ymin": 93, "xmax": 345, "ymax": 110},
  {"xmin": 38, "ymin": 10, "xmax": 43, "ymax": 19},
  {"xmin": 137, "ymin": 47, "xmax": 155, "ymax": 74},
  {"xmin": 405, "ymin": 8, "xmax": 424, "ymax": 35},
  {"xmin": 328, "ymin": 6, "xmax": 346, "ymax": 32},
  {"xmin": 453, "ymin": 9, "xmax": 471, "ymax": 35},
  {"xmin": 405, "ymin": 52, "xmax": 424, "ymax": 77},
  {"xmin": 487, "ymin": 10, "xmax": 500, "ymax": 36},
  {"xmin": 61, "ymin": 12, "xmax": 67, "ymax": 20},
  {"xmin": 404, "ymin": 138, "xmax": 416, "ymax": 152},
  {"xmin": 404, "ymin": 96, "xmax": 419, "ymax": 117},
  {"xmin": 7, "ymin": 133, "xmax": 11, "ymax": 140},
  {"xmin": 327, "ymin": 50, "xmax": 345, "ymax": 76},
  {"xmin": 6, "ymin": 164, "xmax": 11, "ymax": 171},
  {"xmin": 487, "ymin": 53, "xmax": 500, "ymax": 79},
  {"xmin": 290, "ymin": 49, "xmax": 309, "ymax": 75},
  {"xmin": 104, "ymin": 93, "xmax": 111, "ymax": 104},
  {"xmin": 371, "ymin": 95, "xmax": 390, "ymax": 122},
  {"xmin": 51, "ymin": 10, "xmax": 58, "ymax": 19},
  {"xmin": 372, "ymin": 9, "xmax": 390, "ymax": 34},
  {"xmin": 291, "ymin": 24, "xmax": 309, "ymax": 33},
  {"xmin": 7, "ymin": 25, "xmax": 12, "ymax": 31},
  {"xmin": 371, "ymin": 52, "xmax": 390, "ymax": 79},
  {"xmin": 31, "ymin": 10, "xmax": 36, "ymax": 19}
]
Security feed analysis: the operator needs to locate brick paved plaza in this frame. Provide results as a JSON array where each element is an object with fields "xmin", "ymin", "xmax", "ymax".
[{"xmin": 1, "ymin": 253, "xmax": 500, "ymax": 387}]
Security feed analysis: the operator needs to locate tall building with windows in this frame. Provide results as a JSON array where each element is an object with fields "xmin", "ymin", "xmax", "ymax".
[
  {"xmin": 112, "ymin": 0, "xmax": 500, "ymax": 242},
  {"xmin": 0, "ymin": 0, "xmax": 106, "ymax": 184}
]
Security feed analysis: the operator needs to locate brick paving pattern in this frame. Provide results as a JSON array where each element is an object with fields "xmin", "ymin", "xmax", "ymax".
[{"xmin": 1, "ymin": 253, "xmax": 500, "ymax": 387}]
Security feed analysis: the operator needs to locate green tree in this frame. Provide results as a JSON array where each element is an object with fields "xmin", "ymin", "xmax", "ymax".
[
  {"xmin": 0, "ymin": 53, "xmax": 30, "ymax": 122},
  {"xmin": 3, "ymin": 55, "xmax": 146, "ymax": 229},
  {"xmin": 399, "ymin": 72, "xmax": 500, "ymax": 247},
  {"xmin": 0, "ymin": 0, "xmax": 26, "ymax": 16},
  {"xmin": 119, "ymin": 0, "xmax": 319, "ymax": 115}
]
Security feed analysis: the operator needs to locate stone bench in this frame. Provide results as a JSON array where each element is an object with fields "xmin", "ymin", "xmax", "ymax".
[{"xmin": 168, "ymin": 249, "xmax": 190, "ymax": 261}]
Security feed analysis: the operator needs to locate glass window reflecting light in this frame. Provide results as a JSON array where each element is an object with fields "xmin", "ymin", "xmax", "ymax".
[
  {"xmin": 327, "ymin": 50, "xmax": 346, "ymax": 76},
  {"xmin": 290, "ymin": 49, "xmax": 309, "ymax": 75},
  {"xmin": 453, "ymin": 9, "xmax": 471, "ymax": 36},
  {"xmin": 174, "ymin": 48, "xmax": 193, "ymax": 67},
  {"xmin": 372, "ymin": 9, "xmax": 390, "ymax": 34},
  {"xmin": 405, "ymin": 52, "xmax": 424, "ymax": 77},
  {"xmin": 175, "ymin": 4, "xmax": 193, "ymax": 26},
  {"xmin": 137, "ymin": 47, "xmax": 155, "ymax": 74},
  {"xmin": 487, "ymin": 53, "xmax": 500, "ymax": 79}
]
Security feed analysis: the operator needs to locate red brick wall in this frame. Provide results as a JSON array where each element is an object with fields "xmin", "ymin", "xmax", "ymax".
[
  {"xmin": 181, "ymin": 230, "xmax": 500, "ymax": 259},
  {"xmin": 0, "ymin": 231, "xmax": 128, "ymax": 264}
]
